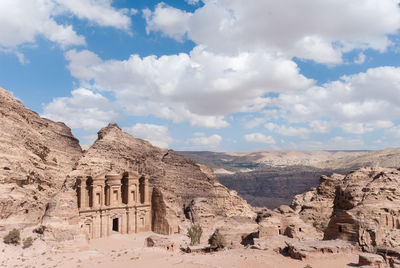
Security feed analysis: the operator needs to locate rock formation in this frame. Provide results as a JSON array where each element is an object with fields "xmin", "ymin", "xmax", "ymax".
[
  {"xmin": 72, "ymin": 123, "xmax": 255, "ymax": 236},
  {"xmin": 0, "ymin": 88, "xmax": 82, "ymax": 240},
  {"xmin": 291, "ymin": 173, "xmax": 344, "ymax": 230},
  {"xmin": 324, "ymin": 167, "xmax": 400, "ymax": 253},
  {"xmin": 0, "ymin": 87, "xmax": 255, "ymax": 245}
]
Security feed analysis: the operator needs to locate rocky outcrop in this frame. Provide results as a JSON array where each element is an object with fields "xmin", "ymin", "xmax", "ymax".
[
  {"xmin": 324, "ymin": 167, "xmax": 400, "ymax": 253},
  {"xmin": 358, "ymin": 253, "xmax": 385, "ymax": 267},
  {"xmin": 283, "ymin": 239, "xmax": 355, "ymax": 260},
  {"xmin": 0, "ymin": 88, "xmax": 82, "ymax": 238},
  {"xmin": 291, "ymin": 173, "xmax": 344, "ymax": 230},
  {"xmin": 0, "ymin": 88, "xmax": 255, "ymax": 245},
  {"xmin": 71, "ymin": 123, "xmax": 255, "ymax": 235},
  {"xmin": 145, "ymin": 235, "xmax": 176, "ymax": 251},
  {"xmin": 256, "ymin": 206, "xmax": 323, "ymax": 241}
]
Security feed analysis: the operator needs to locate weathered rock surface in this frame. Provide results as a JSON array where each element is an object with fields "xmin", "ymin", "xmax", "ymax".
[
  {"xmin": 291, "ymin": 173, "xmax": 344, "ymax": 230},
  {"xmin": 358, "ymin": 253, "xmax": 385, "ymax": 267},
  {"xmin": 0, "ymin": 88, "xmax": 82, "ymax": 238},
  {"xmin": 145, "ymin": 235, "xmax": 176, "ymax": 251},
  {"xmin": 283, "ymin": 239, "xmax": 355, "ymax": 260},
  {"xmin": 70, "ymin": 123, "xmax": 256, "ymax": 235},
  {"xmin": 256, "ymin": 207, "xmax": 323, "ymax": 241},
  {"xmin": 324, "ymin": 167, "xmax": 400, "ymax": 254},
  {"xmin": 0, "ymin": 88, "xmax": 255, "ymax": 245}
]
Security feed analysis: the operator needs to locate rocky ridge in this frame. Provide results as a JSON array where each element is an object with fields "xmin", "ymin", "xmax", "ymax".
[
  {"xmin": 0, "ymin": 88, "xmax": 254, "ymax": 244},
  {"xmin": 72, "ymin": 123, "xmax": 255, "ymax": 235},
  {"xmin": 291, "ymin": 166, "xmax": 400, "ymax": 266},
  {"xmin": 0, "ymin": 88, "xmax": 82, "ymax": 237}
]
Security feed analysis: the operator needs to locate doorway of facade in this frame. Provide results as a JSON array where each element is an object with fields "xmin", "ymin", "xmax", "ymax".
[{"xmin": 112, "ymin": 218, "xmax": 119, "ymax": 232}]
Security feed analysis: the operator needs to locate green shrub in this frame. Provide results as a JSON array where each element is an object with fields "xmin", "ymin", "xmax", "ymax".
[
  {"xmin": 22, "ymin": 237, "xmax": 33, "ymax": 249},
  {"xmin": 33, "ymin": 226, "xmax": 46, "ymax": 235},
  {"xmin": 304, "ymin": 265, "xmax": 312, "ymax": 268},
  {"xmin": 3, "ymin": 229, "xmax": 20, "ymax": 245},
  {"xmin": 187, "ymin": 224, "xmax": 202, "ymax": 246},
  {"xmin": 208, "ymin": 229, "xmax": 226, "ymax": 250}
]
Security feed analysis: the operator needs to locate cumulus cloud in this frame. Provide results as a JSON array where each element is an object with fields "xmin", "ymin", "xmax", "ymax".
[
  {"xmin": 265, "ymin": 123, "xmax": 311, "ymax": 138},
  {"xmin": 124, "ymin": 123, "xmax": 173, "ymax": 148},
  {"xmin": 189, "ymin": 134, "xmax": 222, "ymax": 148},
  {"xmin": 143, "ymin": 3, "xmax": 191, "ymax": 41},
  {"xmin": 309, "ymin": 120, "xmax": 330, "ymax": 134},
  {"xmin": 354, "ymin": 52, "xmax": 366, "ymax": 64},
  {"xmin": 144, "ymin": 0, "xmax": 400, "ymax": 64},
  {"xmin": 244, "ymin": 117, "xmax": 266, "ymax": 129},
  {"xmin": 271, "ymin": 66, "xmax": 400, "ymax": 134},
  {"xmin": 0, "ymin": 0, "xmax": 85, "ymax": 48},
  {"xmin": 64, "ymin": 47, "xmax": 311, "ymax": 128},
  {"xmin": 244, "ymin": 133, "xmax": 275, "ymax": 145},
  {"xmin": 42, "ymin": 88, "xmax": 119, "ymax": 131},
  {"xmin": 55, "ymin": 0, "xmax": 131, "ymax": 30},
  {"xmin": 186, "ymin": 0, "xmax": 200, "ymax": 5},
  {"xmin": 0, "ymin": 0, "xmax": 131, "ymax": 49}
]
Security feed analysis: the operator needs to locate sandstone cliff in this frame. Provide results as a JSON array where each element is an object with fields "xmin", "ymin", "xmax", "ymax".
[
  {"xmin": 0, "ymin": 88, "xmax": 255, "ymax": 244},
  {"xmin": 324, "ymin": 167, "xmax": 400, "ymax": 252},
  {"xmin": 72, "ymin": 123, "xmax": 255, "ymax": 234},
  {"xmin": 0, "ymin": 88, "xmax": 82, "ymax": 237},
  {"xmin": 291, "ymin": 173, "xmax": 344, "ymax": 230}
]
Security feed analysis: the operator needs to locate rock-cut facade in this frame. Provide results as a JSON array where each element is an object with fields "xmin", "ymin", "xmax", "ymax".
[{"xmin": 76, "ymin": 170, "xmax": 151, "ymax": 239}]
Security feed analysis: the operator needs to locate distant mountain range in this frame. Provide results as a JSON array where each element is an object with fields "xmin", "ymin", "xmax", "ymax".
[{"xmin": 179, "ymin": 148, "xmax": 400, "ymax": 208}]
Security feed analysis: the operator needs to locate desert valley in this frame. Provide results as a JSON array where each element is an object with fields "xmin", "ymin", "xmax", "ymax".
[{"xmin": 1, "ymin": 87, "xmax": 400, "ymax": 268}]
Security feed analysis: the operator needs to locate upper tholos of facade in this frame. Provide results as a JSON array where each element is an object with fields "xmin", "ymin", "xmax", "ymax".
[{"xmin": 76, "ymin": 170, "xmax": 151, "ymax": 209}]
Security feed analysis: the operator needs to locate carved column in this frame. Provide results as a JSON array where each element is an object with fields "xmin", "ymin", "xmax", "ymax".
[
  {"xmin": 144, "ymin": 176, "xmax": 150, "ymax": 203},
  {"xmin": 105, "ymin": 171, "xmax": 122, "ymax": 207},
  {"xmin": 79, "ymin": 177, "xmax": 87, "ymax": 209}
]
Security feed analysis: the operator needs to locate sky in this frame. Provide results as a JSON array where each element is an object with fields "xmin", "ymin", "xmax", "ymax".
[{"xmin": 1, "ymin": 0, "xmax": 400, "ymax": 152}]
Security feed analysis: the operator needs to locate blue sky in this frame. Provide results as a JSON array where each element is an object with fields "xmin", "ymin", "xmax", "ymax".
[{"xmin": 1, "ymin": 0, "xmax": 400, "ymax": 152}]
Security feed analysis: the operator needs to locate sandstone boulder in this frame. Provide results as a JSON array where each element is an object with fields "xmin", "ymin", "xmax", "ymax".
[
  {"xmin": 145, "ymin": 235, "xmax": 175, "ymax": 251},
  {"xmin": 283, "ymin": 239, "xmax": 355, "ymax": 260},
  {"xmin": 358, "ymin": 253, "xmax": 385, "ymax": 267}
]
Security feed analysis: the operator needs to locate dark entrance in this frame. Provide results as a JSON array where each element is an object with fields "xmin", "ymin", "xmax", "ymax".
[{"xmin": 112, "ymin": 218, "xmax": 119, "ymax": 232}]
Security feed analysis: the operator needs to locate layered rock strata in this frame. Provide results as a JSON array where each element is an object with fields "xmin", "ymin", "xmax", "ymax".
[
  {"xmin": 324, "ymin": 167, "xmax": 400, "ymax": 253},
  {"xmin": 291, "ymin": 173, "xmax": 344, "ymax": 230},
  {"xmin": 0, "ymin": 88, "xmax": 82, "ymax": 239},
  {"xmin": 0, "ymin": 88, "xmax": 255, "ymax": 244}
]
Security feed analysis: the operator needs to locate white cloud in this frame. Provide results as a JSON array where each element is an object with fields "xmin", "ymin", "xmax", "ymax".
[
  {"xmin": 143, "ymin": 3, "xmax": 191, "ymax": 41},
  {"xmin": 341, "ymin": 122, "xmax": 374, "ymax": 134},
  {"xmin": 144, "ymin": 0, "xmax": 400, "ymax": 64},
  {"xmin": 55, "ymin": 0, "xmax": 131, "ymax": 30},
  {"xmin": 244, "ymin": 133, "xmax": 276, "ymax": 145},
  {"xmin": 0, "ymin": 0, "xmax": 85, "ymax": 48},
  {"xmin": 42, "ymin": 88, "xmax": 119, "ymax": 131},
  {"xmin": 264, "ymin": 123, "xmax": 311, "ymax": 138},
  {"xmin": 244, "ymin": 117, "xmax": 266, "ymax": 129},
  {"xmin": 272, "ymin": 67, "xmax": 400, "ymax": 132},
  {"xmin": 124, "ymin": 123, "xmax": 173, "ymax": 148},
  {"xmin": 189, "ymin": 134, "xmax": 222, "ymax": 148},
  {"xmin": 64, "ymin": 47, "xmax": 311, "ymax": 128},
  {"xmin": 354, "ymin": 52, "xmax": 366, "ymax": 64},
  {"xmin": 0, "ymin": 0, "xmax": 131, "ymax": 50},
  {"xmin": 309, "ymin": 120, "xmax": 330, "ymax": 134},
  {"xmin": 186, "ymin": 0, "xmax": 200, "ymax": 5}
]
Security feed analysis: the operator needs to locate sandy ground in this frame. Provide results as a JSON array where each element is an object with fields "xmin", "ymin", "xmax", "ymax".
[{"xmin": 0, "ymin": 232, "xmax": 359, "ymax": 268}]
